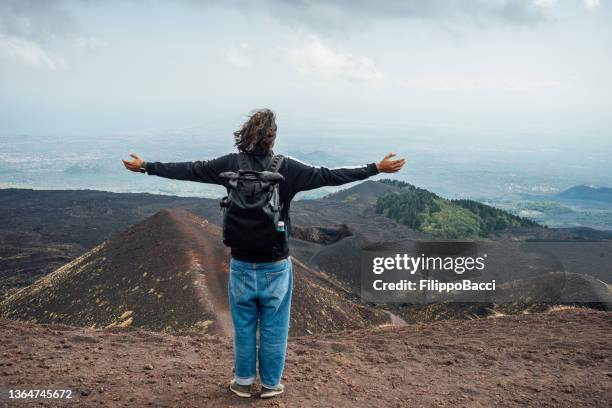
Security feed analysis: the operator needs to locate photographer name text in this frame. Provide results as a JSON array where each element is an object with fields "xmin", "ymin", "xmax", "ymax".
[{"xmin": 373, "ymin": 279, "xmax": 496, "ymax": 292}]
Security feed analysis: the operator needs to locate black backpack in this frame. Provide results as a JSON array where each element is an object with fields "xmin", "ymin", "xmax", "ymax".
[{"xmin": 219, "ymin": 153, "xmax": 286, "ymax": 251}]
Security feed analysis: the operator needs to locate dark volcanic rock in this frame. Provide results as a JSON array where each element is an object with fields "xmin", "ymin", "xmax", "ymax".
[
  {"xmin": 0, "ymin": 209, "xmax": 389, "ymax": 336},
  {"xmin": 2, "ymin": 184, "xmax": 610, "ymax": 326},
  {"xmin": 0, "ymin": 209, "xmax": 230, "ymax": 334},
  {"xmin": 0, "ymin": 183, "xmax": 416, "ymax": 298},
  {"xmin": 0, "ymin": 188, "xmax": 220, "ymax": 298},
  {"xmin": 493, "ymin": 271, "xmax": 612, "ymax": 310},
  {"xmin": 291, "ymin": 224, "xmax": 353, "ymax": 245}
]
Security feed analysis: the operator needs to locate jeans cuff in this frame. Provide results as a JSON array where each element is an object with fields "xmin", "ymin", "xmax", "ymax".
[
  {"xmin": 261, "ymin": 381, "xmax": 282, "ymax": 389},
  {"xmin": 234, "ymin": 375, "xmax": 255, "ymax": 386}
]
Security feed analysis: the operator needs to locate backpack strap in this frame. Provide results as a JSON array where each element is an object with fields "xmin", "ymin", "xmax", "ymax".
[
  {"xmin": 268, "ymin": 154, "xmax": 284, "ymax": 173},
  {"xmin": 237, "ymin": 153, "xmax": 251, "ymax": 171}
]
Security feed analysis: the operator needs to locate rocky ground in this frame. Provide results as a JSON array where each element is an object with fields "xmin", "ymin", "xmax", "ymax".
[{"xmin": 1, "ymin": 309, "xmax": 610, "ymax": 407}]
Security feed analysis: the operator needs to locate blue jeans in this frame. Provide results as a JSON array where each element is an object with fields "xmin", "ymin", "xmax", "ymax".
[{"xmin": 228, "ymin": 257, "xmax": 292, "ymax": 389}]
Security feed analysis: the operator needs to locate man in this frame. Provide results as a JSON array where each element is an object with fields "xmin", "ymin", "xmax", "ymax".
[{"xmin": 122, "ymin": 108, "xmax": 405, "ymax": 399}]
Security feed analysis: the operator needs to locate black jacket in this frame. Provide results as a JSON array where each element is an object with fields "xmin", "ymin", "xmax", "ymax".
[{"xmin": 144, "ymin": 150, "xmax": 379, "ymax": 262}]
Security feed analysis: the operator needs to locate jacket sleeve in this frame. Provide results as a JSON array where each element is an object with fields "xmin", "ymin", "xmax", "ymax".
[
  {"xmin": 288, "ymin": 157, "xmax": 379, "ymax": 193},
  {"xmin": 144, "ymin": 154, "xmax": 233, "ymax": 185}
]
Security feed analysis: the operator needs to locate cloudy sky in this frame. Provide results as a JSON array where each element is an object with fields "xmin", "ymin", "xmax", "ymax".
[{"xmin": 0, "ymin": 0, "xmax": 610, "ymax": 139}]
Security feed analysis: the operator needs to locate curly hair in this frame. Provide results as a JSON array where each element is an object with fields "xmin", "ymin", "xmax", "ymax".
[{"xmin": 234, "ymin": 109, "xmax": 277, "ymax": 153}]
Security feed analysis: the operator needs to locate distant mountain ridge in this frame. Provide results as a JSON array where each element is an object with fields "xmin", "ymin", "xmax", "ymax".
[{"xmin": 556, "ymin": 185, "xmax": 612, "ymax": 203}]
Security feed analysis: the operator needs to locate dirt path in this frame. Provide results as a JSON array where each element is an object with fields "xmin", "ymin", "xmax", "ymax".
[
  {"xmin": 170, "ymin": 211, "xmax": 234, "ymax": 338},
  {"xmin": 1, "ymin": 309, "xmax": 610, "ymax": 407},
  {"xmin": 382, "ymin": 309, "xmax": 408, "ymax": 326}
]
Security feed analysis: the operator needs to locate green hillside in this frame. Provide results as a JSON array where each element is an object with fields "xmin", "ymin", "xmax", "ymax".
[{"xmin": 376, "ymin": 180, "xmax": 541, "ymax": 239}]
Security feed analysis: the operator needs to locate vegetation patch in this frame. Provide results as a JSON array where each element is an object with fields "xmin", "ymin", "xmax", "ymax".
[{"xmin": 376, "ymin": 180, "xmax": 540, "ymax": 239}]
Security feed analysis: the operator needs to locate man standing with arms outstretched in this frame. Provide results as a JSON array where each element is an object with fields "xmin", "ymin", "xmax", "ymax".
[{"xmin": 123, "ymin": 109, "xmax": 405, "ymax": 399}]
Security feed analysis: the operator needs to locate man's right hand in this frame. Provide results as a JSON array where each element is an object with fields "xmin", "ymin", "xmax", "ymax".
[
  {"xmin": 122, "ymin": 153, "xmax": 145, "ymax": 172},
  {"xmin": 376, "ymin": 153, "xmax": 406, "ymax": 173}
]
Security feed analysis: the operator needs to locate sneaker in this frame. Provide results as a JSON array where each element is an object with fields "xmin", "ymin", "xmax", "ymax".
[
  {"xmin": 229, "ymin": 379, "xmax": 252, "ymax": 398},
  {"xmin": 260, "ymin": 384, "xmax": 284, "ymax": 399}
]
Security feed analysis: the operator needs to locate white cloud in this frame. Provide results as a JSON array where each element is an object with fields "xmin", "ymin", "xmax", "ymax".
[
  {"xmin": 399, "ymin": 75, "xmax": 574, "ymax": 93},
  {"xmin": 204, "ymin": 0, "xmax": 553, "ymax": 31},
  {"xmin": 226, "ymin": 43, "xmax": 252, "ymax": 68},
  {"xmin": 74, "ymin": 36, "xmax": 109, "ymax": 50},
  {"xmin": 0, "ymin": 34, "xmax": 69, "ymax": 70},
  {"xmin": 584, "ymin": 0, "xmax": 601, "ymax": 9},
  {"xmin": 285, "ymin": 36, "xmax": 383, "ymax": 82},
  {"xmin": 533, "ymin": 0, "xmax": 557, "ymax": 9}
]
